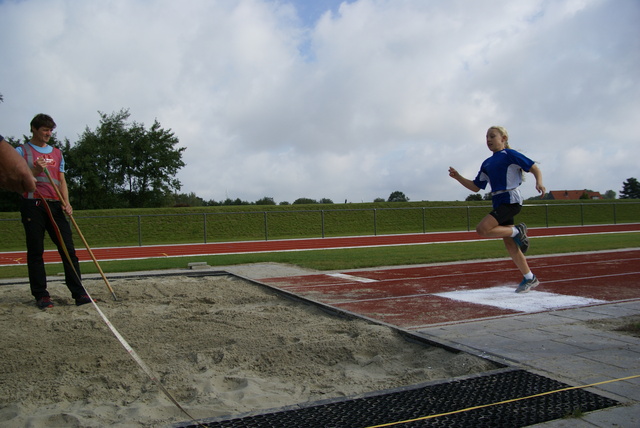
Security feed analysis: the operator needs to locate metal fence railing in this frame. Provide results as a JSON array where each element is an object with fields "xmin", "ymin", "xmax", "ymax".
[{"xmin": 1, "ymin": 202, "xmax": 639, "ymax": 249}]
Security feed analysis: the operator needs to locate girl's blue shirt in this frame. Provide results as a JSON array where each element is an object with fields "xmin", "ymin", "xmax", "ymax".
[{"xmin": 473, "ymin": 148, "xmax": 535, "ymax": 209}]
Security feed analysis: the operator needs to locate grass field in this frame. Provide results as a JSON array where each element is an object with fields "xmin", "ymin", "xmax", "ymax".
[
  {"xmin": 0, "ymin": 231, "xmax": 638, "ymax": 279},
  {"xmin": 1, "ymin": 200, "xmax": 638, "ymax": 279},
  {"xmin": 1, "ymin": 200, "xmax": 638, "ymax": 250}
]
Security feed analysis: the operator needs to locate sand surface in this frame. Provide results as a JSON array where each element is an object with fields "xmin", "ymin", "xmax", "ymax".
[{"xmin": 0, "ymin": 268, "xmax": 499, "ymax": 427}]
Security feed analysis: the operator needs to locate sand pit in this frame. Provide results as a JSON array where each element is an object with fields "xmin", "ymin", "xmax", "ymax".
[{"xmin": 0, "ymin": 271, "xmax": 499, "ymax": 427}]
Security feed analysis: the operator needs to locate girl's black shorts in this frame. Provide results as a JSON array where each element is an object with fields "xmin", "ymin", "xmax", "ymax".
[{"xmin": 489, "ymin": 203, "xmax": 522, "ymax": 226}]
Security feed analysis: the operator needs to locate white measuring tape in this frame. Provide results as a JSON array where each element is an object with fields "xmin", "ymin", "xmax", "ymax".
[
  {"xmin": 37, "ymin": 193, "xmax": 204, "ymax": 426},
  {"xmin": 84, "ymin": 288, "xmax": 206, "ymax": 427}
]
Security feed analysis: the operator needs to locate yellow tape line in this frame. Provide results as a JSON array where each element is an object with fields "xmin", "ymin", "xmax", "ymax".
[{"xmin": 366, "ymin": 374, "xmax": 640, "ymax": 428}]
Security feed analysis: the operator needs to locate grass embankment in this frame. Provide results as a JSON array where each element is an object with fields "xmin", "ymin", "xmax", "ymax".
[
  {"xmin": 1, "ymin": 231, "xmax": 638, "ymax": 279},
  {"xmin": 1, "ymin": 200, "xmax": 639, "ymax": 248},
  {"xmin": 0, "ymin": 200, "xmax": 638, "ymax": 278}
]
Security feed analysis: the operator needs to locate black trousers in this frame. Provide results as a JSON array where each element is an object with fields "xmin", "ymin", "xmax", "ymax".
[{"xmin": 20, "ymin": 198, "xmax": 86, "ymax": 300}]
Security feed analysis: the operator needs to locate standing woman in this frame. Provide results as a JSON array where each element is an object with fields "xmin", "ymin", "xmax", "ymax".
[{"xmin": 449, "ymin": 126, "xmax": 546, "ymax": 293}]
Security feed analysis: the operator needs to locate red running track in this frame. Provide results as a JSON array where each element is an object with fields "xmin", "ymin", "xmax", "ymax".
[
  {"xmin": 2, "ymin": 223, "xmax": 638, "ymax": 328},
  {"xmin": 0, "ymin": 223, "xmax": 638, "ymax": 266},
  {"xmin": 262, "ymin": 249, "xmax": 640, "ymax": 328}
]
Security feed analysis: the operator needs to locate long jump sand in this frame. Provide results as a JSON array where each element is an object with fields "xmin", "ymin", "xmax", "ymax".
[{"xmin": 0, "ymin": 269, "xmax": 499, "ymax": 427}]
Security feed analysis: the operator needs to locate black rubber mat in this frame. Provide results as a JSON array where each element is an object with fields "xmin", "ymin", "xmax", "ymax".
[{"xmin": 177, "ymin": 369, "xmax": 619, "ymax": 428}]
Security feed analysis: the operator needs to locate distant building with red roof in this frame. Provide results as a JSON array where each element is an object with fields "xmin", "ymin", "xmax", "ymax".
[{"xmin": 549, "ymin": 190, "xmax": 603, "ymax": 200}]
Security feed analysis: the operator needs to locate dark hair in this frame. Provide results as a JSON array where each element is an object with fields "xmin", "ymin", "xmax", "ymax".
[{"xmin": 30, "ymin": 113, "xmax": 56, "ymax": 131}]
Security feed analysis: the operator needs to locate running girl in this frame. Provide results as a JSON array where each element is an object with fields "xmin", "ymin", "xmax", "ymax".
[{"xmin": 449, "ymin": 126, "xmax": 546, "ymax": 293}]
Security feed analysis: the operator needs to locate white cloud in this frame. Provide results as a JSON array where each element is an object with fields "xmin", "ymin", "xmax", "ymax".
[{"xmin": 1, "ymin": 0, "xmax": 638, "ymax": 204}]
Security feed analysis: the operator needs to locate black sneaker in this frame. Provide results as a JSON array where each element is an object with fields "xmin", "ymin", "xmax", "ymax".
[
  {"xmin": 513, "ymin": 223, "xmax": 529, "ymax": 254},
  {"xmin": 36, "ymin": 296, "xmax": 54, "ymax": 309},
  {"xmin": 75, "ymin": 295, "xmax": 94, "ymax": 306}
]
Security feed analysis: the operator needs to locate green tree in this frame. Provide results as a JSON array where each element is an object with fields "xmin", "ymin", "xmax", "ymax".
[
  {"xmin": 620, "ymin": 178, "xmax": 640, "ymax": 199},
  {"xmin": 603, "ymin": 190, "xmax": 616, "ymax": 199},
  {"xmin": 66, "ymin": 109, "xmax": 185, "ymax": 209},
  {"xmin": 172, "ymin": 192, "xmax": 205, "ymax": 207},
  {"xmin": 293, "ymin": 197, "xmax": 317, "ymax": 204},
  {"xmin": 255, "ymin": 196, "xmax": 276, "ymax": 205},
  {"xmin": 387, "ymin": 191, "xmax": 409, "ymax": 202},
  {"xmin": 222, "ymin": 197, "xmax": 249, "ymax": 205},
  {"xmin": 465, "ymin": 193, "xmax": 483, "ymax": 202}
]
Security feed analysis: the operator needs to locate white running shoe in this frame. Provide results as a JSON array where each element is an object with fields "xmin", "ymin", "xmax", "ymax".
[
  {"xmin": 513, "ymin": 223, "xmax": 529, "ymax": 254},
  {"xmin": 516, "ymin": 275, "xmax": 539, "ymax": 293}
]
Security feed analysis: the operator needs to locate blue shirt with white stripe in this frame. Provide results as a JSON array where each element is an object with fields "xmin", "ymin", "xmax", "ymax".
[{"xmin": 473, "ymin": 148, "xmax": 535, "ymax": 209}]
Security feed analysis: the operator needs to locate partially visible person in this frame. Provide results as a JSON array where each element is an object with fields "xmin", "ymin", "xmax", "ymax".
[
  {"xmin": 16, "ymin": 114, "xmax": 92, "ymax": 309},
  {"xmin": 0, "ymin": 135, "xmax": 36, "ymax": 193},
  {"xmin": 449, "ymin": 125, "xmax": 546, "ymax": 293}
]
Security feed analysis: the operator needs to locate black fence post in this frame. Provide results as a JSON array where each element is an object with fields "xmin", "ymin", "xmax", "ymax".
[
  {"xmin": 373, "ymin": 208, "xmax": 377, "ymax": 236},
  {"xmin": 264, "ymin": 212, "xmax": 268, "ymax": 241}
]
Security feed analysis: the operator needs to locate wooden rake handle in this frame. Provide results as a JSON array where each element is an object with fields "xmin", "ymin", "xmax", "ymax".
[{"xmin": 43, "ymin": 168, "xmax": 117, "ymax": 300}]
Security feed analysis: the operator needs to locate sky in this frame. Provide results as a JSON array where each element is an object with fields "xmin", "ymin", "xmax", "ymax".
[{"xmin": 1, "ymin": 0, "xmax": 638, "ymax": 204}]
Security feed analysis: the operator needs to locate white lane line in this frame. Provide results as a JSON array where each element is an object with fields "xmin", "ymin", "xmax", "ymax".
[{"xmin": 327, "ymin": 273, "xmax": 379, "ymax": 283}]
